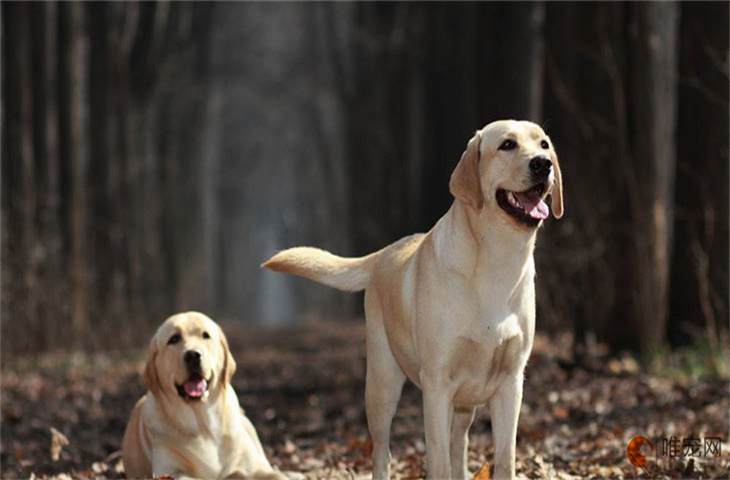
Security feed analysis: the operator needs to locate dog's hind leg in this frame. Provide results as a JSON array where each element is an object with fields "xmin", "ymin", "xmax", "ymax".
[{"xmin": 364, "ymin": 299, "xmax": 406, "ymax": 480}]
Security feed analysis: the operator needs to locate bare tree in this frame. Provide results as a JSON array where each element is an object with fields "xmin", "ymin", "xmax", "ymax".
[
  {"xmin": 624, "ymin": 2, "xmax": 680, "ymax": 353},
  {"xmin": 670, "ymin": 2, "xmax": 729, "ymax": 353},
  {"xmin": 1, "ymin": 2, "xmax": 726, "ymax": 356}
]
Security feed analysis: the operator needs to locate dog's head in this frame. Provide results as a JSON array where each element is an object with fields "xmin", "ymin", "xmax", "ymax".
[
  {"xmin": 143, "ymin": 311, "xmax": 236, "ymax": 403},
  {"xmin": 449, "ymin": 120, "xmax": 563, "ymax": 228}
]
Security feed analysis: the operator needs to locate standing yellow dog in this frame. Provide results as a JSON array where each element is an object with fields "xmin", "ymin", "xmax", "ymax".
[
  {"xmin": 263, "ymin": 120, "xmax": 563, "ymax": 479},
  {"xmin": 122, "ymin": 311, "xmax": 287, "ymax": 480}
]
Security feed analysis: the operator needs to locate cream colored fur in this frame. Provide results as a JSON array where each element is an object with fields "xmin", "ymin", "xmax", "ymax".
[
  {"xmin": 122, "ymin": 312, "xmax": 288, "ymax": 480},
  {"xmin": 263, "ymin": 120, "xmax": 563, "ymax": 480}
]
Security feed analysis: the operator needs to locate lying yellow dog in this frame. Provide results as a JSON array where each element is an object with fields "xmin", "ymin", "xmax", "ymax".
[{"xmin": 122, "ymin": 312, "xmax": 287, "ymax": 480}]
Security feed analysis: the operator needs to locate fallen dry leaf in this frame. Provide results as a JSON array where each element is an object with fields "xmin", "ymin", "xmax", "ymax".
[
  {"xmin": 347, "ymin": 436, "xmax": 373, "ymax": 459},
  {"xmin": 552, "ymin": 406, "xmax": 570, "ymax": 419},
  {"xmin": 473, "ymin": 462, "xmax": 490, "ymax": 480},
  {"xmin": 3, "ymin": 323, "xmax": 728, "ymax": 480},
  {"xmin": 49, "ymin": 427, "xmax": 69, "ymax": 462}
]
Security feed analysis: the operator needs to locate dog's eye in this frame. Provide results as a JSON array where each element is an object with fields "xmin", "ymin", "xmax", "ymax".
[
  {"xmin": 498, "ymin": 139, "xmax": 516, "ymax": 151},
  {"xmin": 202, "ymin": 331, "xmax": 211, "ymax": 340},
  {"xmin": 540, "ymin": 140, "xmax": 549, "ymax": 149},
  {"xmin": 167, "ymin": 333, "xmax": 181, "ymax": 345}
]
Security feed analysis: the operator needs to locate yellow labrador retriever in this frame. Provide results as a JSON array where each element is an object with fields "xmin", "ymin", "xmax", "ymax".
[
  {"xmin": 122, "ymin": 311, "xmax": 287, "ymax": 480},
  {"xmin": 263, "ymin": 120, "xmax": 563, "ymax": 480}
]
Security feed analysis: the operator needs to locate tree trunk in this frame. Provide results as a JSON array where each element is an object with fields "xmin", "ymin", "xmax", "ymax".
[
  {"xmin": 541, "ymin": 3, "xmax": 680, "ymax": 356},
  {"xmin": 669, "ymin": 2, "xmax": 729, "ymax": 348},
  {"xmin": 2, "ymin": 2, "xmax": 37, "ymax": 350},
  {"xmin": 58, "ymin": 2, "xmax": 90, "ymax": 348},
  {"xmin": 625, "ymin": 2, "xmax": 679, "ymax": 353},
  {"xmin": 87, "ymin": 2, "xmax": 114, "ymax": 324},
  {"xmin": 30, "ymin": 2, "xmax": 65, "ymax": 349},
  {"xmin": 478, "ymin": 2, "xmax": 546, "ymax": 121}
]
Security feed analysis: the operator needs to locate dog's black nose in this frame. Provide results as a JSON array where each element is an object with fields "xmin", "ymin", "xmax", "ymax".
[
  {"xmin": 184, "ymin": 349, "xmax": 202, "ymax": 368},
  {"xmin": 529, "ymin": 156, "xmax": 552, "ymax": 178}
]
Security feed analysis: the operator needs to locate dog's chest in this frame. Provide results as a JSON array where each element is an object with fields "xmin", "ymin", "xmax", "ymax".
[
  {"xmin": 449, "ymin": 309, "xmax": 529, "ymax": 407},
  {"xmin": 151, "ymin": 404, "xmax": 235, "ymax": 478},
  {"xmin": 167, "ymin": 431, "xmax": 248, "ymax": 479},
  {"xmin": 167, "ymin": 437, "xmax": 224, "ymax": 478}
]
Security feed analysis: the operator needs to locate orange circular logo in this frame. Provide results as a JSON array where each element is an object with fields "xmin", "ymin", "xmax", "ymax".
[{"xmin": 627, "ymin": 436, "xmax": 654, "ymax": 468}]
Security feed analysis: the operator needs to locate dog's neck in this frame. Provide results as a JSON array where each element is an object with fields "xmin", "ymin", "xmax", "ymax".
[
  {"xmin": 150, "ymin": 385, "xmax": 228, "ymax": 439},
  {"xmin": 435, "ymin": 200, "xmax": 538, "ymax": 288}
]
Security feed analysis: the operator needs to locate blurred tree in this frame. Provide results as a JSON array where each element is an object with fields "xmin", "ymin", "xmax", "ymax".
[
  {"xmin": 1, "ymin": 2, "xmax": 726, "ymax": 356},
  {"xmin": 3, "ymin": 2, "xmax": 37, "ymax": 346},
  {"xmin": 29, "ymin": 2, "xmax": 64, "ymax": 347},
  {"xmin": 669, "ymin": 1, "xmax": 729, "ymax": 350},
  {"xmin": 59, "ymin": 1, "xmax": 90, "ymax": 348},
  {"xmin": 540, "ymin": 2, "xmax": 694, "ymax": 356},
  {"xmin": 624, "ymin": 2, "xmax": 680, "ymax": 354},
  {"xmin": 477, "ymin": 2, "xmax": 546, "ymax": 121}
]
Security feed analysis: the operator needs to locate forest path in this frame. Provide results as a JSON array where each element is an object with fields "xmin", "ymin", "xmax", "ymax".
[{"xmin": 2, "ymin": 321, "xmax": 728, "ymax": 479}]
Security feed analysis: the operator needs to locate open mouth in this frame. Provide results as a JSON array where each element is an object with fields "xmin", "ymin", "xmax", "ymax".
[
  {"xmin": 175, "ymin": 373, "xmax": 210, "ymax": 401},
  {"xmin": 496, "ymin": 183, "xmax": 549, "ymax": 227}
]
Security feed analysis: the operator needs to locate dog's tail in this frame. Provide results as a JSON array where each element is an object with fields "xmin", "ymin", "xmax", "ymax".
[{"xmin": 262, "ymin": 247, "xmax": 381, "ymax": 292}]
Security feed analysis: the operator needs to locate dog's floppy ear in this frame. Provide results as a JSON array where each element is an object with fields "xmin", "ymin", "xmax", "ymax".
[
  {"xmin": 142, "ymin": 338, "xmax": 161, "ymax": 396},
  {"xmin": 219, "ymin": 331, "xmax": 237, "ymax": 386},
  {"xmin": 550, "ymin": 153, "xmax": 564, "ymax": 219},
  {"xmin": 449, "ymin": 132, "xmax": 484, "ymax": 212}
]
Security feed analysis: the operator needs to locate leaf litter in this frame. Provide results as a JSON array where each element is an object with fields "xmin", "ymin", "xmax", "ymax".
[{"xmin": 2, "ymin": 321, "xmax": 728, "ymax": 479}]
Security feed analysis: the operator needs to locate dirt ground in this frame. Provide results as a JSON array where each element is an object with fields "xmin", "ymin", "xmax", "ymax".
[{"xmin": 2, "ymin": 320, "xmax": 729, "ymax": 479}]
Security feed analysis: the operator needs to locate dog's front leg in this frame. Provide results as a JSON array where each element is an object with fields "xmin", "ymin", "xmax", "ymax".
[
  {"xmin": 422, "ymin": 376, "xmax": 454, "ymax": 479},
  {"xmin": 488, "ymin": 373, "xmax": 523, "ymax": 480},
  {"xmin": 450, "ymin": 406, "xmax": 476, "ymax": 480}
]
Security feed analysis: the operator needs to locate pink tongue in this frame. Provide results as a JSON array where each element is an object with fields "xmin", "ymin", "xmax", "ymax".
[
  {"xmin": 184, "ymin": 378, "xmax": 207, "ymax": 398},
  {"xmin": 514, "ymin": 191, "xmax": 550, "ymax": 220}
]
